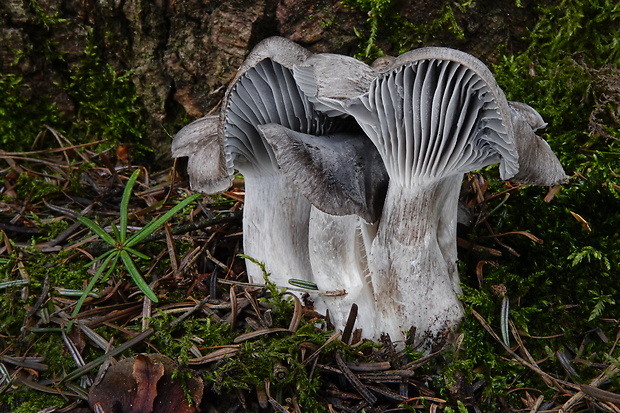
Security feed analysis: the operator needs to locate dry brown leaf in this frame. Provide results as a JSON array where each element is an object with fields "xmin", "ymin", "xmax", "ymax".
[
  {"xmin": 569, "ymin": 211, "xmax": 592, "ymax": 232},
  {"xmin": 89, "ymin": 353, "xmax": 203, "ymax": 413},
  {"xmin": 132, "ymin": 354, "xmax": 165, "ymax": 413},
  {"xmin": 544, "ymin": 185, "xmax": 562, "ymax": 202}
]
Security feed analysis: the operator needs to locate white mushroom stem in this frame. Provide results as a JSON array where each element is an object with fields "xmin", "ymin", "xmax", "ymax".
[
  {"xmin": 260, "ymin": 124, "xmax": 389, "ymax": 330},
  {"xmin": 242, "ymin": 173, "xmax": 312, "ymax": 286},
  {"xmin": 216, "ymin": 38, "xmax": 344, "ymax": 298},
  {"xmin": 308, "ymin": 210, "xmax": 377, "ymax": 333},
  {"xmin": 368, "ymin": 175, "xmax": 463, "ymax": 345}
]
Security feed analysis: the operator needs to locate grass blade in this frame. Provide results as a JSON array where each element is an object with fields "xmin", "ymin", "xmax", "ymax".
[
  {"xmin": 501, "ymin": 296, "xmax": 510, "ymax": 347},
  {"xmin": 120, "ymin": 250, "xmax": 158, "ymax": 302},
  {"xmin": 0, "ymin": 279, "xmax": 29, "ymax": 289},
  {"xmin": 77, "ymin": 216, "xmax": 116, "ymax": 246},
  {"xmin": 83, "ymin": 248, "xmax": 116, "ymax": 268},
  {"xmin": 110, "ymin": 223, "xmax": 121, "ymax": 241},
  {"xmin": 71, "ymin": 252, "xmax": 117, "ymax": 322},
  {"xmin": 125, "ymin": 193, "xmax": 200, "ymax": 248},
  {"xmin": 100, "ymin": 253, "xmax": 120, "ymax": 283},
  {"xmin": 120, "ymin": 169, "xmax": 142, "ymax": 243},
  {"xmin": 124, "ymin": 247, "xmax": 150, "ymax": 261},
  {"xmin": 288, "ymin": 279, "xmax": 319, "ymax": 290}
]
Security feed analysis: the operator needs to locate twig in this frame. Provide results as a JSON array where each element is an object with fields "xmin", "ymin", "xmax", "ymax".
[
  {"xmin": 139, "ymin": 211, "xmax": 242, "ymax": 243},
  {"xmin": 265, "ymin": 378, "xmax": 290, "ymax": 413},
  {"xmin": 167, "ymin": 296, "xmax": 212, "ymax": 330},
  {"xmin": 19, "ymin": 378, "xmax": 82, "ymax": 398},
  {"xmin": 341, "ymin": 303, "xmax": 358, "ymax": 345},
  {"xmin": 62, "ymin": 330, "xmax": 92, "ymax": 386},
  {"xmin": 559, "ymin": 353, "xmax": 620, "ymax": 412},
  {"xmin": 510, "ymin": 321, "xmax": 556, "ymax": 389},
  {"xmin": 233, "ymin": 328, "xmax": 291, "ymax": 343},
  {"xmin": 335, "ymin": 350, "xmax": 377, "ymax": 405},
  {"xmin": 471, "ymin": 309, "xmax": 579, "ymax": 393},
  {"xmin": 282, "ymin": 292, "xmax": 302, "ymax": 332},
  {"xmin": 302, "ymin": 331, "xmax": 342, "ymax": 366},
  {"xmin": 528, "ymin": 394, "xmax": 544, "ymax": 413},
  {"xmin": 61, "ymin": 328, "xmax": 155, "ymax": 383},
  {"xmin": 187, "ymin": 346, "xmax": 240, "ymax": 365},
  {"xmin": 0, "ymin": 139, "xmax": 108, "ymax": 156},
  {"xmin": 346, "ymin": 361, "xmax": 392, "ymax": 372}
]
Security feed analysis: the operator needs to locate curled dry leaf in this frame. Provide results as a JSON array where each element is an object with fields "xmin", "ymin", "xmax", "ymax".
[
  {"xmin": 569, "ymin": 211, "xmax": 592, "ymax": 232},
  {"xmin": 132, "ymin": 354, "xmax": 165, "ymax": 413},
  {"xmin": 544, "ymin": 184, "xmax": 562, "ymax": 202},
  {"xmin": 89, "ymin": 353, "xmax": 203, "ymax": 413}
]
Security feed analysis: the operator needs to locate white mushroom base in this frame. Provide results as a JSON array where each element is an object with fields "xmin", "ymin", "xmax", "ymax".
[{"xmin": 368, "ymin": 175, "xmax": 464, "ymax": 348}]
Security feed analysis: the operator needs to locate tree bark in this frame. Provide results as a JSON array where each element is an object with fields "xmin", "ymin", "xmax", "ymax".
[{"xmin": 0, "ymin": 0, "xmax": 535, "ymax": 163}]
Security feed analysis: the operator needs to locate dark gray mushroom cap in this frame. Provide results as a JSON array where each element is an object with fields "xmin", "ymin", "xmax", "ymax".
[
  {"xmin": 171, "ymin": 115, "xmax": 230, "ymax": 193},
  {"xmin": 259, "ymin": 123, "xmax": 389, "ymax": 223},
  {"xmin": 220, "ymin": 37, "xmax": 339, "ymax": 177},
  {"xmin": 509, "ymin": 101, "xmax": 547, "ymax": 131}
]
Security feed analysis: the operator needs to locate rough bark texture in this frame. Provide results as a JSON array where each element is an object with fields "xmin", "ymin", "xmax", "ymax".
[{"xmin": 1, "ymin": 0, "xmax": 535, "ymax": 162}]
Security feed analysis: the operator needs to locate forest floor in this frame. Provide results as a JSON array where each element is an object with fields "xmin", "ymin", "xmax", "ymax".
[{"xmin": 1, "ymin": 129, "xmax": 619, "ymax": 412}]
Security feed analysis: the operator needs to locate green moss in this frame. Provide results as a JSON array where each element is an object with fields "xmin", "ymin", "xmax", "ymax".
[
  {"xmin": 205, "ymin": 322, "xmax": 328, "ymax": 412},
  {"xmin": 28, "ymin": 332, "xmax": 76, "ymax": 373},
  {"xmin": 12, "ymin": 172, "xmax": 59, "ymax": 203},
  {"xmin": 151, "ymin": 310, "xmax": 235, "ymax": 366},
  {"xmin": 3, "ymin": 391, "xmax": 66, "ymax": 413},
  {"xmin": 0, "ymin": 75, "xmax": 60, "ymax": 150},
  {"xmin": 64, "ymin": 31, "xmax": 146, "ymax": 149},
  {"xmin": 341, "ymin": 0, "xmax": 470, "ymax": 61},
  {"xmin": 456, "ymin": 175, "xmax": 620, "ymax": 403},
  {"xmin": 26, "ymin": 0, "xmax": 67, "ymax": 29},
  {"xmin": 0, "ymin": 288, "xmax": 28, "ymax": 337},
  {"xmin": 0, "ymin": 3, "xmax": 146, "ymax": 153},
  {"xmin": 433, "ymin": 0, "xmax": 620, "ymax": 406}
]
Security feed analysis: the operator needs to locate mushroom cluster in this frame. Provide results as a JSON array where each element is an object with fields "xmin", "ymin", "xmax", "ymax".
[{"xmin": 173, "ymin": 37, "xmax": 567, "ymax": 349}]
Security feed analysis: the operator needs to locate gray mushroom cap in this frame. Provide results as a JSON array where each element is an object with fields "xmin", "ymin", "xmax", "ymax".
[
  {"xmin": 509, "ymin": 101, "xmax": 547, "ymax": 131},
  {"xmin": 173, "ymin": 37, "xmax": 350, "ymax": 192},
  {"xmin": 259, "ymin": 123, "xmax": 389, "ymax": 223},
  {"xmin": 509, "ymin": 106, "xmax": 569, "ymax": 185},
  {"xmin": 361, "ymin": 47, "xmax": 518, "ymax": 185},
  {"xmin": 171, "ymin": 115, "xmax": 230, "ymax": 193},
  {"xmin": 292, "ymin": 53, "xmax": 376, "ymax": 118}
]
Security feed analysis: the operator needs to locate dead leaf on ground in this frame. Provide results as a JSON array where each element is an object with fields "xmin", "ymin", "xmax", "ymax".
[{"xmin": 89, "ymin": 353, "xmax": 203, "ymax": 413}]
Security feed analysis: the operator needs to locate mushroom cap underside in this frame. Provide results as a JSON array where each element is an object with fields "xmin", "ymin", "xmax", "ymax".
[
  {"xmin": 220, "ymin": 38, "xmax": 345, "ymax": 177},
  {"xmin": 294, "ymin": 46, "xmax": 566, "ymax": 188},
  {"xmin": 358, "ymin": 53, "xmax": 517, "ymax": 185}
]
